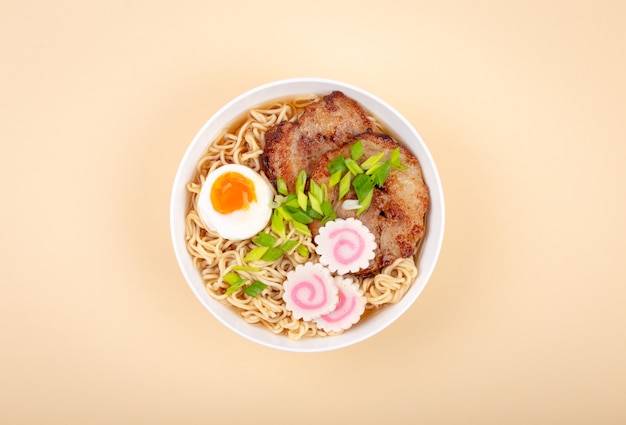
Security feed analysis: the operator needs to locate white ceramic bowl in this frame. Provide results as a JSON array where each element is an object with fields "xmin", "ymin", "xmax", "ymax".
[{"xmin": 170, "ymin": 78, "xmax": 445, "ymax": 352}]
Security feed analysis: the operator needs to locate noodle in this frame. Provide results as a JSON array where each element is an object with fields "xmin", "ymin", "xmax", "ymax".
[{"xmin": 185, "ymin": 95, "xmax": 419, "ymax": 340}]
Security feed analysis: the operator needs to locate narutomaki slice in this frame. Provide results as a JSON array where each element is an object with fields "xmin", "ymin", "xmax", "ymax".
[
  {"xmin": 315, "ymin": 277, "xmax": 366, "ymax": 333},
  {"xmin": 282, "ymin": 262, "xmax": 339, "ymax": 321},
  {"xmin": 314, "ymin": 218, "xmax": 377, "ymax": 275}
]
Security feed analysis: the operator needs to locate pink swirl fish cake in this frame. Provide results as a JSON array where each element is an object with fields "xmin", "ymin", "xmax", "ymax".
[
  {"xmin": 283, "ymin": 262, "xmax": 339, "ymax": 321},
  {"xmin": 314, "ymin": 218, "xmax": 377, "ymax": 275},
  {"xmin": 315, "ymin": 277, "xmax": 366, "ymax": 333}
]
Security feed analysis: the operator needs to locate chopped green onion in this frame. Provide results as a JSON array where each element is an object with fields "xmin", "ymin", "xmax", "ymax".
[
  {"xmin": 276, "ymin": 205, "xmax": 293, "ymax": 222},
  {"xmin": 309, "ymin": 192, "xmax": 323, "ymax": 215},
  {"xmin": 321, "ymin": 200, "xmax": 334, "ymax": 217},
  {"xmin": 328, "ymin": 170, "xmax": 343, "ymax": 187},
  {"xmin": 295, "ymin": 170, "xmax": 308, "ymax": 210},
  {"xmin": 276, "ymin": 177, "xmax": 289, "ymax": 195},
  {"xmin": 356, "ymin": 189, "xmax": 374, "ymax": 216},
  {"xmin": 283, "ymin": 205, "xmax": 313, "ymax": 224},
  {"xmin": 244, "ymin": 246, "xmax": 269, "ymax": 262},
  {"xmin": 283, "ymin": 193, "xmax": 299, "ymax": 208},
  {"xmin": 328, "ymin": 155, "xmax": 347, "ymax": 175},
  {"xmin": 390, "ymin": 147, "xmax": 407, "ymax": 170},
  {"xmin": 295, "ymin": 170, "xmax": 307, "ymax": 193},
  {"xmin": 306, "ymin": 205, "xmax": 323, "ymax": 220},
  {"xmin": 297, "ymin": 191, "xmax": 308, "ymax": 212},
  {"xmin": 262, "ymin": 247, "xmax": 284, "ymax": 262},
  {"xmin": 308, "ymin": 180, "xmax": 325, "ymax": 213},
  {"xmin": 293, "ymin": 221, "xmax": 311, "ymax": 237},
  {"xmin": 321, "ymin": 211, "xmax": 337, "ymax": 225},
  {"xmin": 253, "ymin": 232, "xmax": 277, "ymax": 248},
  {"xmin": 296, "ymin": 244, "xmax": 310, "ymax": 258},
  {"xmin": 344, "ymin": 158, "xmax": 364, "ymax": 175},
  {"xmin": 224, "ymin": 273, "xmax": 247, "ymax": 294},
  {"xmin": 350, "ymin": 140, "xmax": 364, "ymax": 161},
  {"xmin": 243, "ymin": 281, "xmax": 267, "ymax": 297},
  {"xmin": 280, "ymin": 240, "xmax": 299, "ymax": 251},
  {"xmin": 360, "ymin": 151, "xmax": 385, "ymax": 170},
  {"xmin": 271, "ymin": 209, "xmax": 286, "ymax": 240},
  {"xmin": 309, "ymin": 180, "xmax": 324, "ymax": 202},
  {"xmin": 365, "ymin": 161, "xmax": 383, "ymax": 176},
  {"xmin": 339, "ymin": 172, "xmax": 352, "ymax": 200},
  {"xmin": 371, "ymin": 161, "xmax": 391, "ymax": 187},
  {"xmin": 283, "ymin": 193, "xmax": 298, "ymax": 207},
  {"xmin": 225, "ymin": 280, "xmax": 246, "ymax": 294},
  {"xmin": 223, "ymin": 272, "xmax": 244, "ymax": 286},
  {"xmin": 353, "ymin": 173, "xmax": 374, "ymax": 202}
]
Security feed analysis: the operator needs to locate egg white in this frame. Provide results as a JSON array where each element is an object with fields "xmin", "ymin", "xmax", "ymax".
[{"xmin": 197, "ymin": 164, "xmax": 273, "ymax": 241}]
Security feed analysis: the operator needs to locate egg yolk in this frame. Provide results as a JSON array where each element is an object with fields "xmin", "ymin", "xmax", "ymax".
[{"xmin": 210, "ymin": 171, "xmax": 257, "ymax": 214}]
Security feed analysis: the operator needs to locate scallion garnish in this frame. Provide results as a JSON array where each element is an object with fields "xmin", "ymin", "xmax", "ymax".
[
  {"xmin": 350, "ymin": 140, "xmax": 364, "ymax": 161},
  {"xmin": 271, "ymin": 209, "xmax": 286, "ymax": 240},
  {"xmin": 357, "ymin": 189, "xmax": 374, "ymax": 215},
  {"xmin": 328, "ymin": 155, "xmax": 347, "ymax": 175},
  {"xmin": 371, "ymin": 161, "xmax": 391, "ymax": 187},
  {"xmin": 224, "ymin": 271, "xmax": 267, "ymax": 297},
  {"xmin": 296, "ymin": 244, "xmax": 310, "ymax": 258},
  {"xmin": 339, "ymin": 172, "xmax": 352, "ymax": 200},
  {"xmin": 324, "ymin": 140, "xmax": 407, "ymax": 216},
  {"xmin": 276, "ymin": 207, "xmax": 293, "ymax": 225},
  {"xmin": 283, "ymin": 193, "xmax": 299, "ymax": 209},
  {"xmin": 308, "ymin": 193, "xmax": 322, "ymax": 216},
  {"xmin": 253, "ymin": 232, "xmax": 277, "ymax": 248},
  {"xmin": 328, "ymin": 170, "xmax": 342, "ymax": 187},
  {"xmin": 292, "ymin": 221, "xmax": 311, "ymax": 237},
  {"xmin": 306, "ymin": 205, "xmax": 323, "ymax": 220},
  {"xmin": 365, "ymin": 161, "xmax": 383, "ymax": 176},
  {"xmin": 360, "ymin": 151, "xmax": 385, "ymax": 171},
  {"xmin": 279, "ymin": 240, "xmax": 299, "ymax": 251},
  {"xmin": 276, "ymin": 177, "xmax": 289, "ymax": 195},
  {"xmin": 243, "ymin": 281, "xmax": 267, "ymax": 297},
  {"xmin": 262, "ymin": 247, "xmax": 284, "ymax": 262},
  {"xmin": 390, "ymin": 147, "xmax": 407, "ymax": 170},
  {"xmin": 244, "ymin": 246, "xmax": 269, "ymax": 262},
  {"xmin": 224, "ymin": 273, "xmax": 246, "ymax": 295},
  {"xmin": 308, "ymin": 179, "xmax": 324, "ymax": 215},
  {"xmin": 321, "ymin": 200, "xmax": 334, "ymax": 217},
  {"xmin": 283, "ymin": 205, "xmax": 313, "ymax": 224},
  {"xmin": 321, "ymin": 212, "xmax": 337, "ymax": 225},
  {"xmin": 296, "ymin": 170, "xmax": 308, "ymax": 211},
  {"xmin": 223, "ymin": 272, "xmax": 244, "ymax": 286},
  {"xmin": 344, "ymin": 158, "xmax": 364, "ymax": 175},
  {"xmin": 225, "ymin": 280, "xmax": 246, "ymax": 295},
  {"xmin": 309, "ymin": 179, "xmax": 324, "ymax": 203},
  {"xmin": 245, "ymin": 224, "xmax": 307, "ymax": 264},
  {"xmin": 352, "ymin": 174, "xmax": 374, "ymax": 202}
]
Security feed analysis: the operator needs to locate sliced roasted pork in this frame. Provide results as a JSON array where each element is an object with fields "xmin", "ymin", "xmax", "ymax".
[
  {"xmin": 310, "ymin": 131, "xmax": 430, "ymax": 275},
  {"xmin": 261, "ymin": 91, "xmax": 375, "ymax": 192}
]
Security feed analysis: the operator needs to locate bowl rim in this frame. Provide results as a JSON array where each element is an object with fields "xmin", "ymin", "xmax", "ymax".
[{"xmin": 170, "ymin": 77, "xmax": 445, "ymax": 352}]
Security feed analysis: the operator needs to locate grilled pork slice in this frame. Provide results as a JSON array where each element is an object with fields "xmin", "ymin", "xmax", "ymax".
[
  {"xmin": 261, "ymin": 91, "xmax": 374, "ymax": 192},
  {"xmin": 310, "ymin": 132, "xmax": 429, "ymax": 275}
]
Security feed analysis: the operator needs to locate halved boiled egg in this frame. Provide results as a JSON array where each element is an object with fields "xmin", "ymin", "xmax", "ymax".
[{"xmin": 197, "ymin": 164, "xmax": 273, "ymax": 241}]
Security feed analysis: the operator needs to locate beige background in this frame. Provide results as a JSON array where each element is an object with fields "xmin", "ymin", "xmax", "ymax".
[{"xmin": 2, "ymin": 0, "xmax": 625, "ymax": 423}]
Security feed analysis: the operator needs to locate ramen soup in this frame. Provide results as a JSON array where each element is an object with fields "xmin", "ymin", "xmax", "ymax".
[{"xmin": 185, "ymin": 93, "xmax": 429, "ymax": 340}]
